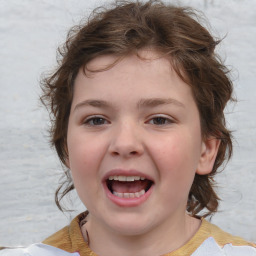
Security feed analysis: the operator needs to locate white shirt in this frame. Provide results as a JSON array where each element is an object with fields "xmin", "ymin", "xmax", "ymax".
[{"xmin": 0, "ymin": 237, "xmax": 255, "ymax": 256}]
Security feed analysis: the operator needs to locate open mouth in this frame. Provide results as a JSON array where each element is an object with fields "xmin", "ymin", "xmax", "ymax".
[{"xmin": 106, "ymin": 175, "xmax": 153, "ymax": 199}]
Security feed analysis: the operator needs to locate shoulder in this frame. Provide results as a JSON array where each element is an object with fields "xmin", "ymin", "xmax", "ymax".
[
  {"xmin": 202, "ymin": 219, "xmax": 256, "ymax": 248},
  {"xmin": 0, "ymin": 212, "xmax": 91, "ymax": 256},
  {"xmin": 191, "ymin": 237, "xmax": 256, "ymax": 256},
  {"xmin": 42, "ymin": 212, "xmax": 86, "ymax": 248},
  {"xmin": 0, "ymin": 244, "xmax": 79, "ymax": 256},
  {"xmin": 166, "ymin": 218, "xmax": 256, "ymax": 256},
  {"xmin": 43, "ymin": 211, "xmax": 91, "ymax": 254},
  {"xmin": 190, "ymin": 219, "xmax": 256, "ymax": 256},
  {"xmin": 43, "ymin": 225, "xmax": 71, "ymax": 250}
]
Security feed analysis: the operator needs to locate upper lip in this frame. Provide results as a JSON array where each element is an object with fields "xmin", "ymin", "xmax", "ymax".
[{"xmin": 102, "ymin": 169, "xmax": 154, "ymax": 182}]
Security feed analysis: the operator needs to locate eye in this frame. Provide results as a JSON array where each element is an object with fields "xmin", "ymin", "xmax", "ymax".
[
  {"xmin": 147, "ymin": 116, "xmax": 174, "ymax": 125},
  {"xmin": 83, "ymin": 116, "xmax": 109, "ymax": 126}
]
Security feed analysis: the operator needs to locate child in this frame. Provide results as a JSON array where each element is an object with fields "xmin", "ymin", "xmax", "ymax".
[{"xmin": 1, "ymin": 0, "xmax": 255, "ymax": 255}]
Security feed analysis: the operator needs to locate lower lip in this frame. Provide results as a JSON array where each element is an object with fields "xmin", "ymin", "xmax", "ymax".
[{"xmin": 103, "ymin": 182, "xmax": 154, "ymax": 207}]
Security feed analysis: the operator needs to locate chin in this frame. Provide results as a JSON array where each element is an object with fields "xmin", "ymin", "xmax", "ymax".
[{"xmin": 106, "ymin": 212, "xmax": 154, "ymax": 237}]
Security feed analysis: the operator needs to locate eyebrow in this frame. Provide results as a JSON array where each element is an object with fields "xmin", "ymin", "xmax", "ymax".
[
  {"xmin": 137, "ymin": 98, "xmax": 185, "ymax": 109},
  {"xmin": 73, "ymin": 99, "xmax": 111, "ymax": 112},
  {"xmin": 73, "ymin": 97, "xmax": 185, "ymax": 112}
]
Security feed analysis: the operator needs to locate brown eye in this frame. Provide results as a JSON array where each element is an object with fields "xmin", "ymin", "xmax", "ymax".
[
  {"xmin": 148, "ymin": 116, "xmax": 174, "ymax": 126},
  {"xmin": 84, "ymin": 117, "xmax": 108, "ymax": 126},
  {"xmin": 152, "ymin": 117, "xmax": 167, "ymax": 125}
]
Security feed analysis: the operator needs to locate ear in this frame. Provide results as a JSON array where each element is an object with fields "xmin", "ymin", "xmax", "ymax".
[{"xmin": 196, "ymin": 137, "xmax": 220, "ymax": 175}]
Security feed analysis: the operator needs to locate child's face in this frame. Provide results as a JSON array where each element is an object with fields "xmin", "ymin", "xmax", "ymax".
[{"xmin": 66, "ymin": 50, "xmax": 216, "ymax": 236}]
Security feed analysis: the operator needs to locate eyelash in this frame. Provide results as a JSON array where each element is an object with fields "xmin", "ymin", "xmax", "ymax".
[
  {"xmin": 147, "ymin": 115, "xmax": 174, "ymax": 126},
  {"xmin": 83, "ymin": 116, "xmax": 109, "ymax": 126},
  {"xmin": 82, "ymin": 115, "xmax": 174, "ymax": 127}
]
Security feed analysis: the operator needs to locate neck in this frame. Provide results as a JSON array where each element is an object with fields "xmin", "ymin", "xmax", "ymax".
[{"xmin": 82, "ymin": 213, "xmax": 201, "ymax": 256}]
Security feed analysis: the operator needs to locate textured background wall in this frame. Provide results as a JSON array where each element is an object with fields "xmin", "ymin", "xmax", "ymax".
[{"xmin": 0, "ymin": 0, "xmax": 255, "ymax": 246}]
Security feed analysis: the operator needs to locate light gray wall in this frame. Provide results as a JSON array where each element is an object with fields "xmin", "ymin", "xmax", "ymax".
[{"xmin": 0, "ymin": 0, "xmax": 255, "ymax": 246}]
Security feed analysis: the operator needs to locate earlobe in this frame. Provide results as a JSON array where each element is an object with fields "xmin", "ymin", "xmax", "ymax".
[{"xmin": 196, "ymin": 137, "xmax": 221, "ymax": 175}]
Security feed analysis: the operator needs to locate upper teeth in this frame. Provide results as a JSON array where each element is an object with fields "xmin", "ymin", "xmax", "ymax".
[{"xmin": 108, "ymin": 176, "xmax": 145, "ymax": 182}]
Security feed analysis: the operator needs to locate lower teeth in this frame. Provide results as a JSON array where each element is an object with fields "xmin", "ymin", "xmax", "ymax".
[{"xmin": 113, "ymin": 189, "xmax": 145, "ymax": 198}]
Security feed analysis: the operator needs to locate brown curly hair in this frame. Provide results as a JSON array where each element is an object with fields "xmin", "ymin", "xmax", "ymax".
[{"xmin": 41, "ymin": 0, "xmax": 234, "ymax": 217}]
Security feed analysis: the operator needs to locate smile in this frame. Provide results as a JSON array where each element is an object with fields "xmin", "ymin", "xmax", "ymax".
[{"xmin": 104, "ymin": 173, "xmax": 154, "ymax": 206}]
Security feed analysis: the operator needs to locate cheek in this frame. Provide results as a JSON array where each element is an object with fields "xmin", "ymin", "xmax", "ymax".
[
  {"xmin": 67, "ymin": 132, "xmax": 106, "ymax": 206},
  {"xmin": 151, "ymin": 133, "xmax": 200, "ymax": 182},
  {"xmin": 67, "ymin": 131, "xmax": 104, "ymax": 181}
]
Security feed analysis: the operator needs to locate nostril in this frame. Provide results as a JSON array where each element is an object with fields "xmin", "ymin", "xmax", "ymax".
[
  {"xmin": 109, "ymin": 140, "xmax": 143, "ymax": 157},
  {"xmin": 110, "ymin": 150, "xmax": 139, "ymax": 156}
]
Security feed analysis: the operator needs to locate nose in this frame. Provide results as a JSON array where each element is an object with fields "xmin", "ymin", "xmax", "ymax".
[{"xmin": 108, "ymin": 121, "xmax": 144, "ymax": 158}]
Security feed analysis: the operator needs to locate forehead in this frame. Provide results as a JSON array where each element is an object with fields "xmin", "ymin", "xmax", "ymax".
[
  {"xmin": 79, "ymin": 50, "xmax": 182, "ymax": 92},
  {"xmin": 71, "ymin": 50, "xmax": 196, "ymax": 114},
  {"xmin": 85, "ymin": 49, "xmax": 169, "ymax": 74}
]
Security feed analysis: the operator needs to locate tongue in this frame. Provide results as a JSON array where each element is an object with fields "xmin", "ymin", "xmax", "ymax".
[{"xmin": 111, "ymin": 180, "xmax": 148, "ymax": 193}]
